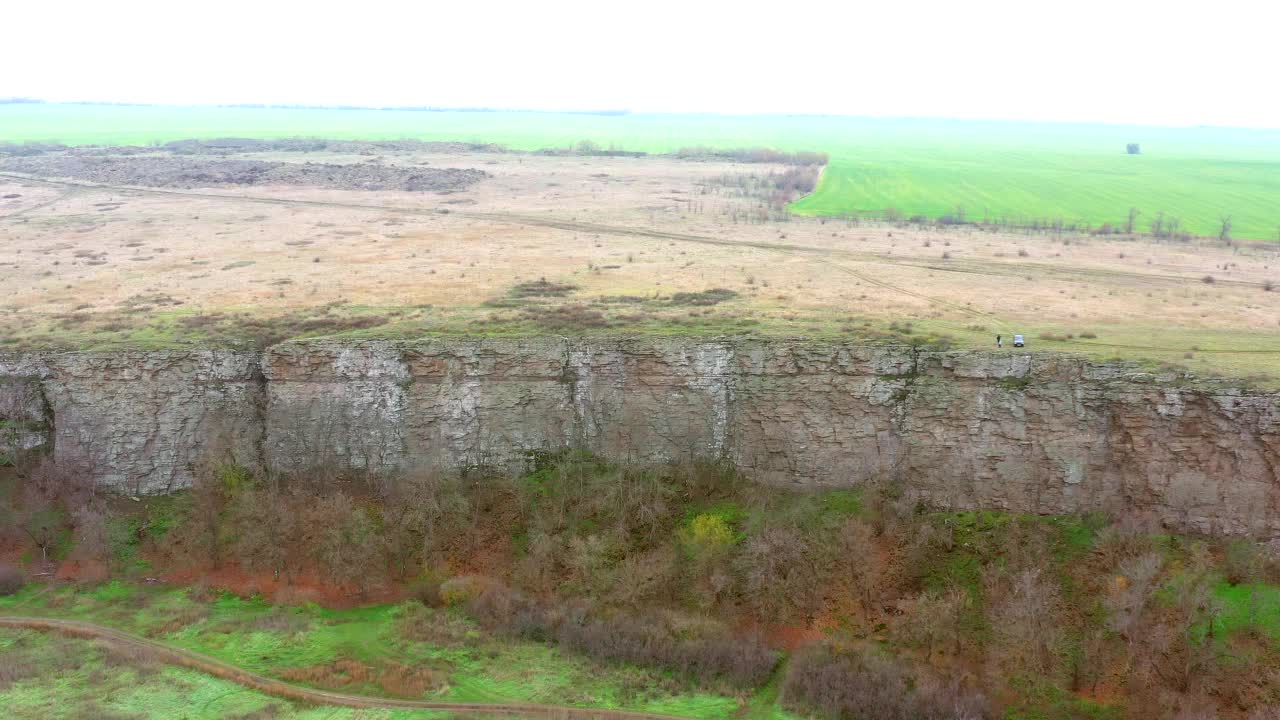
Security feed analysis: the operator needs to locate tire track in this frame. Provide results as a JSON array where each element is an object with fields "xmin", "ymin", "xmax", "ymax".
[
  {"xmin": 0, "ymin": 616, "xmax": 693, "ymax": 719},
  {"xmin": 0, "ymin": 186, "xmax": 81, "ymax": 219}
]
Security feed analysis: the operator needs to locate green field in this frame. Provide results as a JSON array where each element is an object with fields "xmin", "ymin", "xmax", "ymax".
[{"xmin": 3, "ymin": 103, "xmax": 1279, "ymax": 240}]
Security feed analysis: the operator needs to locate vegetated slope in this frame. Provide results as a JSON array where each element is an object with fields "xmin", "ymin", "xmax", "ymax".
[
  {"xmin": 3, "ymin": 104, "xmax": 1279, "ymax": 238},
  {"xmin": 6, "ymin": 453, "xmax": 1280, "ymax": 719}
]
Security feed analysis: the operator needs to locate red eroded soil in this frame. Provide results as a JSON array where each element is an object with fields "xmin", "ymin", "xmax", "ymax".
[
  {"xmin": 162, "ymin": 564, "xmax": 409, "ymax": 608},
  {"xmin": 763, "ymin": 623, "xmax": 825, "ymax": 651},
  {"xmin": 54, "ymin": 559, "xmax": 110, "ymax": 583}
]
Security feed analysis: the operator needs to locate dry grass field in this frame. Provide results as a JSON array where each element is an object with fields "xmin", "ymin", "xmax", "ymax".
[{"xmin": 2, "ymin": 144, "xmax": 1279, "ymax": 381}]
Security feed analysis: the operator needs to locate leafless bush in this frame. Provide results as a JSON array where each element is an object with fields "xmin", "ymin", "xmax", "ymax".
[
  {"xmin": 280, "ymin": 657, "xmax": 445, "ymax": 696},
  {"xmin": 0, "ymin": 564, "xmax": 23, "ymax": 596},
  {"xmin": 250, "ymin": 608, "xmax": 311, "ymax": 634},
  {"xmin": 378, "ymin": 470, "xmax": 470, "ymax": 576},
  {"xmin": 986, "ymin": 567, "xmax": 1062, "ymax": 674},
  {"xmin": 159, "ymin": 463, "xmax": 232, "ymax": 569},
  {"xmin": 410, "ymin": 577, "xmax": 444, "ymax": 607},
  {"xmin": 783, "ymin": 644, "xmax": 989, "ymax": 720},
  {"xmin": 305, "ymin": 492, "xmax": 380, "ymax": 595},
  {"xmin": 98, "ymin": 639, "xmax": 162, "ymax": 675},
  {"xmin": 1225, "ymin": 539, "xmax": 1262, "ymax": 585},
  {"xmin": 668, "ymin": 288, "xmax": 739, "ymax": 306},
  {"xmin": 736, "ymin": 526, "xmax": 823, "ymax": 623},
  {"xmin": 831, "ymin": 518, "xmax": 884, "ymax": 617},
  {"xmin": 0, "ymin": 648, "xmax": 38, "ymax": 690},
  {"xmin": 521, "ymin": 304, "xmax": 611, "ymax": 331},
  {"xmin": 509, "ymin": 278, "xmax": 578, "ymax": 298},
  {"xmin": 1104, "ymin": 552, "xmax": 1164, "ymax": 640},
  {"xmin": 466, "ymin": 583, "xmax": 777, "ymax": 688},
  {"xmin": 396, "ymin": 602, "xmax": 474, "ymax": 647},
  {"xmin": 674, "ymin": 146, "xmax": 828, "ymax": 166},
  {"xmin": 1093, "ymin": 514, "xmax": 1158, "ymax": 568}
]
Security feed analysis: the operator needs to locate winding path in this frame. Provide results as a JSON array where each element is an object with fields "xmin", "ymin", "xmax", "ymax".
[{"xmin": 0, "ymin": 616, "xmax": 693, "ymax": 719}]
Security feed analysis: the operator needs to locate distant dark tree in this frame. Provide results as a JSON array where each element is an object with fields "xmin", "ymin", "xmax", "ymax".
[
  {"xmin": 1219, "ymin": 215, "xmax": 1233, "ymax": 243},
  {"xmin": 1127, "ymin": 143, "xmax": 1141, "ymax": 155},
  {"xmin": 1125, "ymin": 207, "xmax": 1140, "ymax": 235}
]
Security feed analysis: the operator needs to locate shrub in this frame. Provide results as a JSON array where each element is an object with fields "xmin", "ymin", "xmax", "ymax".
[
  {"xmin": 396, "ymin": 602, "xmax": 474, "ymax": 646},
  {"xmin": 736, "ymin": 527, "xmax": 824, "ymax": 623},
  {"xmin": 0, "ymin": 648, "xmax": 37, "ymax": 690},
  {"xmin": 0, "ymin": 564, "xmax": 23, "ymax": 596},
  {"xmin": 521, "ymin": 304, "xmax": 610, "ymax": 330},
  {"xmin": 509, "ymin": 278, "xmax": 577, "ymax": 298},
  {"xmin": 783, "ymin": 644, "xmax": 989, "ymax": 720},
  {"xmin": 668, "ymin": 288, "xmax": 739, "ymax": 306},
  {"xmin": 466, "ymin": 583, "xmax": 777, "ymax": 688},
  {"xmin": 1225, "ymin": 540, "xmax": 1262, "ymax": 586},
  {"xmin": 410, "ymin": 577, "xmax": 444, "ymax": 607},
  {"xmin": 1201, "ymin": 275, "xmax": 1216, "ymax": 284},
  {"xmin": 440, "ymin": 575, "xmax": 492, "ymax": 606},
  {"xmin": 687, "ymin": 514, "xmax": 736, "ymax": 550}
]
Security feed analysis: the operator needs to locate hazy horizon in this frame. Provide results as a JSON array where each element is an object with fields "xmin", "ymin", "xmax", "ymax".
[
  {"xmin": 5, "ymin": 0, "xmax": 1278, "ymax": 130},
  {"xmin": 6, "ymin": 100, "xmax": 1280, "ymax": 133}
]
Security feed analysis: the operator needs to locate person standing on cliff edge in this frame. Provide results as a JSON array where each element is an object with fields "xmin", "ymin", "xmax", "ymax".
[{"xmin": 997, "ymin": 334, "xmax": 1002, "ymax": 349}]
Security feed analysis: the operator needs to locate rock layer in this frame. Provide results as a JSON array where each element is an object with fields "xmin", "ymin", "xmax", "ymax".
[{"xmin": 2, "ymin": 339, "xmax": 1277, "ymax": 535}]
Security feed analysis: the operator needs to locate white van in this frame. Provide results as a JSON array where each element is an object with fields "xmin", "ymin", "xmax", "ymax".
[{"xmin": 1013, "ymin": 334, "xmax": 1025, "ymax": 348}]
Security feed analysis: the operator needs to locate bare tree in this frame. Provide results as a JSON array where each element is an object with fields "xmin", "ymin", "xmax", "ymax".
[
  {"xmin": 161, "ymin": 464, "xmax": 231, "ymax": 570},
  {"xmin": 988, "ymin": 567, "xmax": 1062, "ymax": 674},
  {"xmin": 1104, "ymin": 552, "xmax": 1164, "ymax": 642},
  {"xmin": 909, "ymin": 583, "xmax": 971, "ymax": 660},
  {"xmin": 378, "ymin": 469, "xmax": 469, "ymax": 579},
  {"xmin": 1150, "ymin": 211, "xmax": 1166, "ymax": 238},
  {"xmin": 1148, "ymin": 569, "xmax": 1222, "ymax": 694},
  {"xmin": 230, "ymin": 483, "xmax": 303, "ymax": 582},
  {"xmin": 1126, "ymin": 207, "xmax": 1141, "ymax": 235},
  {"xmin": 1219, "ymin": 215, "xmax": 1233, "ymax": 244},
  {"xmin": 305, "ymin": 492, "xmax": 379, "ymax": 596},
  {"xmin": 736, "ymin": 526, "xmax": 822, "ymax": 623},
  {"xmin": 835, "ymin": 517, "xmax": 884, "ymax": 618}
]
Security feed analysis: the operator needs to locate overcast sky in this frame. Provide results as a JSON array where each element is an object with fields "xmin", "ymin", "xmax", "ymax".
[{"xmin": 5, "ymin": 0, "xmax": 1277, "ymax": 128}]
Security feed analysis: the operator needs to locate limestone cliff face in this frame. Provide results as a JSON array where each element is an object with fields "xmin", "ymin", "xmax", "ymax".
[{"xmin": 2, "ymin": 339, "xmax": 1277, "ymax": 535}]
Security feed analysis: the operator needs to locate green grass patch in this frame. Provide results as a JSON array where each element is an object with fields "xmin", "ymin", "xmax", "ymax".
[
  {"xmin": 0, "ymin": 629, "xmax": 447, "ymax": 719},
  {"xmin": 0, "ymin": 583, "xmax": 768, "ymax": 718},
  {"xmin": 1214, "ymin": 581, "xmax": 1280, "ymax": 641}
]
